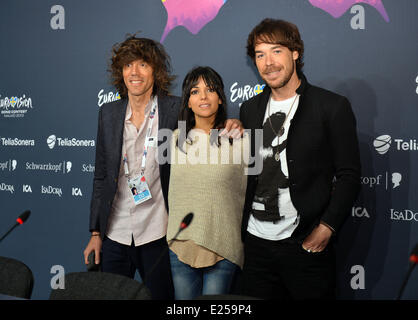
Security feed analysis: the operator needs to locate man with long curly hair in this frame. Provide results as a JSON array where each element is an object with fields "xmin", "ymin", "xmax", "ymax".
[{"xmin": 83, "ymin": 36, "xmax": 179, "ymax": 299}]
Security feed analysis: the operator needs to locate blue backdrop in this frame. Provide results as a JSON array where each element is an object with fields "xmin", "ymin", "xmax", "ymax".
[{"xmin": 0, "ymin": 0, "xmax": 417, "ymax": 300}]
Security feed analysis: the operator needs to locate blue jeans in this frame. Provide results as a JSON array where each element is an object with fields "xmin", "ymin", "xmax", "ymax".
[{"xmin": 169, "ymin": 249, "xmax": 238, "ymax": 300}]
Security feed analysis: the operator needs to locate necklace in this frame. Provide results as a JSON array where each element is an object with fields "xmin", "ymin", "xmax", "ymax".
[{"xmin": 267, "ymin": 94, "xmax": 299, "ymax": 161}]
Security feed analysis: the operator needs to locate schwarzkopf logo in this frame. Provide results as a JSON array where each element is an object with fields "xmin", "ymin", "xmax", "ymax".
[
  {"xmin": 374, "ymin": 134, "xmax": 418, "ymax": 154},
  {"xmin": 0, "ymin": 159, "xmax": 17, "ymax": 171},
  {"xmin": 47, "ymin": 134, "xmax": 95, "ymax": 149},
  {"xmin": 25, "ymin": 161, "xmax": 72, "ymax": 174},
  {"xmin": 361, "ymin": 172, "xmax": 402, "ymax": 190}
]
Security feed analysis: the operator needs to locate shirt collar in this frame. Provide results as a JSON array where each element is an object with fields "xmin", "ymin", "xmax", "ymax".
[{"xmin": 125, "ymin": 95, "xmax": 156, "ymax": 122}]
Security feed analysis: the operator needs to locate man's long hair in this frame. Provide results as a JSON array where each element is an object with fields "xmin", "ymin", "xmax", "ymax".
[
  {"xmin": 247, "ymin": 18, "xmax": 304, "ymax": 74},
  {"xmin": 109, "ymin": 35, "xmax": 175, "ymax": 97}
]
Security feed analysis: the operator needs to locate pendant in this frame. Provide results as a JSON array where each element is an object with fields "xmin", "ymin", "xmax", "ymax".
[{"xmin": 274, "ymin": 151, "xmax": 280, "ymax": 162}]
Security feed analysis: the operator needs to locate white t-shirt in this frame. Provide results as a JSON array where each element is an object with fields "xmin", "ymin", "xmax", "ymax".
[{"xmin": 247, "ymin": 94, "xmax": 300, "ymax": 241}]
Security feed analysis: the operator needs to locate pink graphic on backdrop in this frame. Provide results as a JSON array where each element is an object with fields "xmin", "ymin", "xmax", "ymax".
[
  {"xmin": 308, "ymin": 0, "xmax": 389, "ymax": 22},
  {"xmin": 160, "ymin": 0, "xmax": 227, "ymax": 42}
]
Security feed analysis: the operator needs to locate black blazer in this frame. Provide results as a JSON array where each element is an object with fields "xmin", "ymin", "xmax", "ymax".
[
  {"xmin": 89, "ymin": 93, "xmax": 181, "ymax": 236},
  {"xmin": 239, "ymin": 73, "xmax": 361, "ymax": 241}
]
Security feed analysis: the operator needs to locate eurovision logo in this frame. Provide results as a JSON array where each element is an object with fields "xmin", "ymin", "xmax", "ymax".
[
  {"xmin": 229, "ymin": 82, "xmax": 265, "ymax": 107},
  {"xmin": 0, "ymin": 94, "xmax": 33, "ymax": 118},
  {"xmin": 97, "ymin": 89, "xmax": 120, "ymax": 107}
]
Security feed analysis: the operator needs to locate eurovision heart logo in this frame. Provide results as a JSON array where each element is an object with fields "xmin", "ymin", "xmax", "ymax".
[{"xmin": 10, "ymin": 97, "xmax": 18, "ymax": 107}]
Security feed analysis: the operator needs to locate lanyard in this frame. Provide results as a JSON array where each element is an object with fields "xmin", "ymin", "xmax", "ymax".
[{"xmin": 123, "ymin": 97, "xmax": 158, "ymax": 178}]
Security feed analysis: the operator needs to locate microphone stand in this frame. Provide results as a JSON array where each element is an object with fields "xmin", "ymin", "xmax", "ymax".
[
  {"xmin": 0, "ymin": 223, "xmax": 20, "ymax": 243},
  {"xmin": 396, "ymin": 261, "xmax": 417, "ymax": 300}
]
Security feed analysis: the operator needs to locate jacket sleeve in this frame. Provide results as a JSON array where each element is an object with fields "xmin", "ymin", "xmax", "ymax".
[
  {"xmin": 320, "ymin": 96, "xmax": 361, "ymax": 232},
  {"xmin": 89, "ymin": 107, "xmax": 106, "ymax": 232}
]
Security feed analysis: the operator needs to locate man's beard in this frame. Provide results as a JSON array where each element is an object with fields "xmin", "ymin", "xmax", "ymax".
[{"xmin": 263, "ymin": 63, "xmax": 294, "ymax": 90}]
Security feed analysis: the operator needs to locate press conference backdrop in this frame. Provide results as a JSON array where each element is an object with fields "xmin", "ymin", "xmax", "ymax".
[{"xmin": 0, "ymin": 0, "xmax": 417, "ymax": 300}]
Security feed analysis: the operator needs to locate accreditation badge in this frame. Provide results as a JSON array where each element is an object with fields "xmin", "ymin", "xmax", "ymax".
[{"xmin": 127, "ymin": 174, "xmax": 152, "ymax": 205}]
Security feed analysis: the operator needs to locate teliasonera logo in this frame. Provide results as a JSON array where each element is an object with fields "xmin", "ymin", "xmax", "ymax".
[
  {"xmin": 374, "ymin": 134, "xmax": 418, "ymax": 154},
  {"xmin": 97, "ymin": 89, "xmax": 121, "ymax": 107},
  {"xmin": 416, "ymin": 74, "xmax": 418, "ymax": 95},
  {"xmin": 47, "ymin": 135, "xmax": 57, "ymax": 149},
  {"xmin": 0, "ymin": 137, "xmax": 35, "ymax": 147},
  {"xmin": 230, "ymin": 82, "xmax": 265, "ymax": 107},
  {"xmin": 47, "ymin": 134, "xmax": 95, "ymax": 149},
  {"xmin": 0, "ymin": 94, "xmax": 34, "ymax": 118},
  {"xmin": 373, "ymin": 134, "xmax": 391, "ymax": 154}
]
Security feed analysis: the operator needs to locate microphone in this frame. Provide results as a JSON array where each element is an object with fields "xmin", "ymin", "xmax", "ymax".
[
  {"xmin": 173, "ymin": 212, "xmax": 194, "ymax": 240},
  {"xmin": 139, "ymin": 212, "xmax": 194, "ymax": 298},
  {"xmin": 0, "ymin": 210, "xmax": 31, "ymax": 243},
  {"xmin": 409, "ymin": 244, "xmax": 418, "ymax": 264},
  {"xmin": 396, "ymin": 243, "xmax": 418, "ymax": 300}
]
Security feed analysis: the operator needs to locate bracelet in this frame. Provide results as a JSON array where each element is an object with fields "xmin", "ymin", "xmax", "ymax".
[{"xmin": 91, "ymin": 233, "xmax": 100, "ymax": 237}]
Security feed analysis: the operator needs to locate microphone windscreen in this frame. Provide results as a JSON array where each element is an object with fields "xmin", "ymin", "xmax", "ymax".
[
  {"xmin": 180, "ymin": 212, "xmax": 194, "ymax": 229},
  {"xmin": 18, "ymin": 210, "xmax": 31, "ymax": 223}
]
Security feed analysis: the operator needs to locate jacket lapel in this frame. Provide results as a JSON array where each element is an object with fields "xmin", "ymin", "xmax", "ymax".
[
  {"xmin": 255, "ymin": 86, "xmax": 271, "ymax": 129},
  {"xmin": 157, "ymin": 93, "xmax": 169, "ymax": 131},
  {"xmin": 111, "ymin": 98, "xmax": 128, "ymax": 176}
]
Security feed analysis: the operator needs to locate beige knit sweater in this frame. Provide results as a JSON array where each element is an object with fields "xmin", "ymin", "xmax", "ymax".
[{"xmin": 167, "ymin": 129, "xmax": 249, "ymax": 268}]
